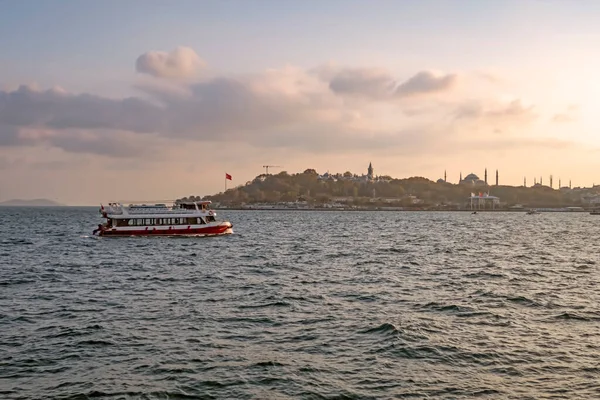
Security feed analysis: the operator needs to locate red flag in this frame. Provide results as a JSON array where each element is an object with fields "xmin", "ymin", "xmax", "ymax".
[{"xmin": 225, "ymin": 173, "xmax": 232, "ymax": 180}]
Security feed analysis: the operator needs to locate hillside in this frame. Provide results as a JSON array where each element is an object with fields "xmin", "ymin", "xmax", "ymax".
[
  {"xmin": 177, "ymin": 169, "xmax": 598, "ymax": 210},
  {"xmin": 0, "ymin": 198, "xmax": 66, "ymax": 207}
]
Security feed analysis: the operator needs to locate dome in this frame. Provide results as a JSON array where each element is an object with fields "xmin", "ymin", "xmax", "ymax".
[
  {"xmin": 464, "ymin": 173, "xmax": 479, "ymax": 181},
  {"xmin": 437, "ymin": 178, "xmax": 445, "ymax": 183}
]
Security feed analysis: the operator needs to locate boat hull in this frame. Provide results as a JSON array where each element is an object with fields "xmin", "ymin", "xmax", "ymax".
[{"xmin": 98, "ymin": 223, "xmax": 233, "ymax": 237}]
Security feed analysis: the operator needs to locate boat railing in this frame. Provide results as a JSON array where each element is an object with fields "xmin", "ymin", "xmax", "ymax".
[{"xmin": 125, "ymin": 208, "xmax": 200, "ymax": 215}]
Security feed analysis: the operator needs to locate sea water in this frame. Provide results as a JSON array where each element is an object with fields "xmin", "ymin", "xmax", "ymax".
[{"xmin": 1, "ymin": 208, "xmax": 599, "ymax": 399}]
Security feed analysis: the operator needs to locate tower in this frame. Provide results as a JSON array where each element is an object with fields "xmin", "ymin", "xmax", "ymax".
[
  {"xmin": 550, "ymin": 175, "xmax": 553, "ymax": 189},
  {"xmin": 367, "ymin": 162, "xmax": 373, "ymax": 180},
  {"xmin": 540, "ymin": 176, "xmax": 543, "ymax": 185},
  {"xmin": 570, "ymin": 179, "xmax": 572, "ymax": 189},
  {"xmin": 534, "ymin": 177, "xmax": 537, "ymax": 185},
  {"xmin": 496, "ymin": 170, "xmax": 499, "ymax": 186},
  {"xmin": 559, "ymin": 178, "xmax": 561, "ymax": 188},
  {"xmin": 524, "ymin": 177, "xmax": 527, "ymax": 187},
  {"xmin": 460, "ymin": 172, "xmax": 462, "ymax": 182},
  {"xmin": 484, "ymin": 168, "xmax": 488, "ymax": 185},
  {"xmin": 444, "ymin": 170, "xmax": 447, "ymax": 182}
]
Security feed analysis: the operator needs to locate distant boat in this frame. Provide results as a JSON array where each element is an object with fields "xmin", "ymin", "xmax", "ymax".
[{"xmin": 526, "ymin": 209, "xmax": 540, "ymax": 215}]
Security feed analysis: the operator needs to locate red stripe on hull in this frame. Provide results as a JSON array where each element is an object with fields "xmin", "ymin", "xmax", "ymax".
[{"xmin": 99, "ymin": 225, "xmax": 232, "ymax": 237}]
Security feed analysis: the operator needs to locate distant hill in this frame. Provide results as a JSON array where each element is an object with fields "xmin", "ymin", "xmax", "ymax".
[
  {"xmin": 0, "ymin": 198, "xmax": 66, "ymax": 207},
  {"xmin": 177, "ymin": 169, "xmax": 596, "ymax": 210}
]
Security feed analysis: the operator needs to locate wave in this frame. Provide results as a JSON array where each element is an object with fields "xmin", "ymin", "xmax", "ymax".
[
  {"xmin": 239, "ymin": 301, "xmax": 291, "ymax": 309},
  {"xmin": 361, "ymin": 322, "xmax": 401, "ymax": 335},
  {"xmin": 549, "ymin": 312, "xmax": 600, "ymax": 322},
  {"xmin": 418, "ymin": 302, "xmax": 474, "ymax": 313},
  {"xmin": 464, "ymin": 271, "xmax": 505, "ymax": 279}
]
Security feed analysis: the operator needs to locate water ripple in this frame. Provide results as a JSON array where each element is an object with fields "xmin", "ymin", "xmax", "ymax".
[{"xmin": 1, "ymin": 208, "xmax": 600, "ymax": 399}]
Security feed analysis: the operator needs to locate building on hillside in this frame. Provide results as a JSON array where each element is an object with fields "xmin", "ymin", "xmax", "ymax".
[
  {"xmin": 319, "ymin": 162, "xmax": 379, "ymax": 183},
  {"xmin": 469, "ymin": 192, "xmax": 500, "ymax": 210},
  {"xmin": 460, "ymin": 173, "xmax": 487, "ymax": 186}
]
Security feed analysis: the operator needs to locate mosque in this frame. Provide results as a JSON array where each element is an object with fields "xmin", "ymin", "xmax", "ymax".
[{"xmin": 457, "ymin": 169, "xmax": 499, "ymax": 186}]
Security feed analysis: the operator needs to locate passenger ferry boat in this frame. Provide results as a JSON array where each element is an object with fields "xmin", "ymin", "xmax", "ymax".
[{"xmin": 93, "ymin": 201, "xmax": 233, "ymax": 237}]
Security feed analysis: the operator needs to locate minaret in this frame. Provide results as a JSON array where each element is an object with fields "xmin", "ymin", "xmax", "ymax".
[
  {"xmin": 484, "ymin": 168, "xmax": 488, "ymax": 185},
  {"xmin": 460, "ymin": 172, "xmax": 462, "ymax": 182},
  {"xmin": 534, "ymin": 177, "xmax": 537, "ymax": 185},
  {"xmin": 444, "ymin": 170, "xmax": 447, "ymax": 182},
  {"xmin": 559, "ymin": 178, "xmax": 561, "ymax": 188},
  {"xmin": 367, "ymin": 162, "xmax": 373, "ymax": 180},
  {"xmin": 540, "ymin": 176, "xmax": 543, "ymax": 186},
  {"xmin": 550, "ymin": 175, "xmax": 553, "ymax": 189},
  {"xmin": 569, "ymin": 179, "xmax": 572, "ymax": 189},
  {"xmin": 496, "ymin": 170, "xmax": 499, "ymax": 186},
  {"xmin": 524, "ymin": 177, "xmax": 527, "ymax": 187}
]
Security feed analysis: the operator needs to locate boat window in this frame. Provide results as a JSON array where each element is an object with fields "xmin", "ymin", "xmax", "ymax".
[
  {"xmin": 198, "ymin": 217, "xmax": 206, "ymax": 225},
  {"xmin": 116, "ymin": 219, "xmax": 129, "ymax": 227},
  {"xmin": 206, "ymin": 215, "xmax": 215, "ymax": 222},
  {"xmin": 186, "ymin": 217, "xmax": 196, "ymax": 224}
]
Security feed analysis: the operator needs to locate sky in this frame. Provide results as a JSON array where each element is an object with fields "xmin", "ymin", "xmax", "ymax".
[{"xmin": 1, "ymin": 0, "xmax": 600, "ymax": 205}]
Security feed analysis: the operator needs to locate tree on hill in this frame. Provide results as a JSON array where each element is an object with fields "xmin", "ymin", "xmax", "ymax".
[{"xmin": 191, "ymin": 169, "xmax": 593, "ymax": 209}]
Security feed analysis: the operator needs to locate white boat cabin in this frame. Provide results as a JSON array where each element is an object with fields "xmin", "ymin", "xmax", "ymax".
[{"xmin": 100, "ymin": 201, "xmax": 218, "ymax": 228}]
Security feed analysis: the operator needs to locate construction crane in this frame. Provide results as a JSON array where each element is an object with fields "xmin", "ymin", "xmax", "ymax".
[{"xmin": 262, "ymin": 165, "xmax": 281, "ymax": 175}]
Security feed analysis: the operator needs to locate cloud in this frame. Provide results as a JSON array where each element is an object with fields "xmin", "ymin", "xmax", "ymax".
[
  {"xmin": 325, "ymin": 68, "xmax": 457, "ymax": 100},
  {"xmin": 395, "ymin": 71, "xmax": 457, "ymax": 97},
  {"xmin": 0, "ymin": 85, "xmax": 164, "ymax": 133},
  {"xmin": 552, "ymin": 104, "xmax": 579, "ymax": 123},
  {"xmin": 0, "ymin": 49, "xmax": 551, "ymax": 160},
  {"xmin": 328, "ymin": 68, "xmax": 396, "ymax": 99},
  {"xmin": 0, "ymin": 72, "xmax": 341, "ymax": 150},
  {"xmin": 135, "ymin": 46, "xmax": 205, "ymax": 79},
  {"xmin": 0, "ymin": 124, "xmax": 22, "ymax": 146},
  {"xmin": 454, "ymin": 99, "xmax": 537, "ymax": 126}
]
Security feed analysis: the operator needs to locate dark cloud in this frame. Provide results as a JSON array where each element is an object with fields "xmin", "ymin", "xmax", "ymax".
[
  {"xmin": 0, "ymin": 78, "xmax": 330, "ymax": 145},
  {"xmin": 0, "ymin": 85, "xmax": 163, "ymax": 133},
  {"xmin": 395, "ymin": 71, "xmax": 457, "ymax": 97},
  {"xmin": 326, "ymin": 68, "xmax": 457, "ymax": 100},
  {"xmin": 45, "ymin": 131, "xmax": 153, "ymax": 158},
  {"xmin": 328, "ymin": 68, "xmax": 396, "ymax": 99},
  {"xmin": 0, "ymin": 125, "xmax": 23, "ymax": 146},
  {"xmin": 0, "ymin": 55, "xmax": 543, "ymax": 160}
]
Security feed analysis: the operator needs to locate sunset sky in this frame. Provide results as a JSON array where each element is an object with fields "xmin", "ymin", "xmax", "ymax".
[{"xmin": 1, "ymin": 0, "xmax": 599, "ymax": 205}]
